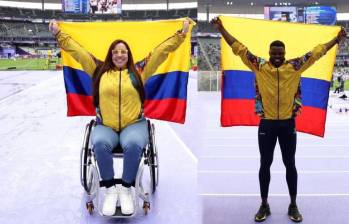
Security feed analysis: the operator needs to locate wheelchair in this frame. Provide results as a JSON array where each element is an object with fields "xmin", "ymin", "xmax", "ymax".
[{"xmin": 79, "ymin": 119, "xmax": 159, "ymax": 217}]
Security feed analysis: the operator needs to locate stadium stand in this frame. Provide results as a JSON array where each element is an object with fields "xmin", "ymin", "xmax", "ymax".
[
  {"xmin": 198, "ymin": 37, "xmax": 220, "ymax": 71},
  {"xmin": 0, "ymin": 6, "xmax": 197, "ymax": 45},
  {"xmin": 0, "ymin": 6, "xmax": 197, "ymax": 21},
  {"xmin": 198, "ymin": 21, "xmax": 216, "ymax": 33},
  {"xmin": 0, "ymin": 4, "xmax": 197, "ymax": 70}
]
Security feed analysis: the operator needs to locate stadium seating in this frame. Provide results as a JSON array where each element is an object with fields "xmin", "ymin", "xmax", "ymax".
[
  {"xmin": 0, "ymin": 6, "xmax": 197, "ymax": 21},
  {"xmin": 198, "ymin": 37, "xmax": 220, "ymax": 71}
]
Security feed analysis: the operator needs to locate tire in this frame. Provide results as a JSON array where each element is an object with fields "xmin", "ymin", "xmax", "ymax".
[
  {"xmin": 148, "ymin": 121, "xmax": 159, "ymax": 193},
  {"xmin": 80, "ymin": 120, "xmax": 95, "ymax": 193}
]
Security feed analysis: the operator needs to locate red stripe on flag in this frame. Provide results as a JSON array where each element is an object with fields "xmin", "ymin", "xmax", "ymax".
[
  {"xmin": 144, "ymin": 99, "xmax": 186, "ymax": 123},
  {"xmin": 221, "ymin": 99, "xmax": 327, "ymax": 137},
  {"xmin": 221, "ymin": 99, "xmax": 260, "ymax": 126},
  {"xmin": 66, "ymin": 93, "xmax": 95, "ymax": 116},
  {"xmin": 296, "ymin": 106, "xmax": 327, "ymax": 137}
]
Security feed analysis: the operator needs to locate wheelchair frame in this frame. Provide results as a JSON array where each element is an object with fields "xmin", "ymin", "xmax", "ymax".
[{"xmin": 79, "ymin": 119, "xmax": 159, "ymax": 217}]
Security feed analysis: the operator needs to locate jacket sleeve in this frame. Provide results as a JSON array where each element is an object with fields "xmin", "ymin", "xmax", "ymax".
[
  {"xmin": 137, "ymin": 32, "xmax": 186, "ymax": 83},
  {"xmin": 231, "ymin": 41, "xmax": 265, "ymax": 73},
  {"xmin": 288, "ymin": 44, "xmax": 327, "ymax": 74},
  {"xmin": 56, "ymin": 31, "xmax": 97, "ymax": 76}
]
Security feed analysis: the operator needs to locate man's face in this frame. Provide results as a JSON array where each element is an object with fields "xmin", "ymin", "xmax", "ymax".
[{"xmin": 269, "ymin": 46, "xmax": 285, "ymax": 68}]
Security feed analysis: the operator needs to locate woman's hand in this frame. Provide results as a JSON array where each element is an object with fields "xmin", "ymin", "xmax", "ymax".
[
  {"xmin": 181, "ymin": 18, "xmax": 191, "ymax": 34},
  {"xmin": 49, "ymin": 20, "xmax": 60, "ymax": 35}
]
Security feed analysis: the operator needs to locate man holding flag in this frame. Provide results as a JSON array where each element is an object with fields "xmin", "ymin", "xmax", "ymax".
[{"xmin": 212, "ymin": 17, "xmax": 346, "ymax": 222}]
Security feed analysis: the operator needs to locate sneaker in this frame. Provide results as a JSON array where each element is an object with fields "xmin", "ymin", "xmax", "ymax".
[
  {"xmin": 288, "ymin": 204, "xmax": 303, "ymax": 222},
  {"xmin": 102, "ymin": 185, "xmax": 118, "ymax": 216},
  {"xmin": 119, "ymin": 186, "xmax": 135, "ymax": 215},
  {"xmin": 254, "ymin": 203, "xmax": 271, "ymax": 222}
]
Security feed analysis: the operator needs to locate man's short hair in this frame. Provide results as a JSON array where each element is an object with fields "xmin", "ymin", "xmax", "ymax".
[{"xmin": 270, "ymin": 40, "xmax": 285, "ymax": 49}]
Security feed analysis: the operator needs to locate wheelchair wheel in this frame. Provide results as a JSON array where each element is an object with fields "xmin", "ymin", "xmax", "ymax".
[
  {"xmin": 147, "ymin": 121, "xmax": 159, "ymax": 193},
  {"xmin": 80, "ymin": 119, "xmax": 95, "ymax": 193}
]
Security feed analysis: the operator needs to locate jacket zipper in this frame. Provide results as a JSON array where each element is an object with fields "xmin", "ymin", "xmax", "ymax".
[
  {"xmin": 277, "ymin": 68, "xmax": 280, "ymax": 120},
  {"xmin": 118, "ymin": 70, "xmax": 122, "ymax": 131}
]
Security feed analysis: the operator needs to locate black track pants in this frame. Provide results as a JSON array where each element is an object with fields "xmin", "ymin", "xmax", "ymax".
[{"xmin": 258, "ymin": 118, "xmax": 298, "ymax": 198}]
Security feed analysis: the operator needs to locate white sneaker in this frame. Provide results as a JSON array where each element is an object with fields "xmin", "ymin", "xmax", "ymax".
[
  {"xmin": 102, "ymin": 185, "xmax": 118, "ymax": 216},
  {"xmin": 119, "ymin": 186, "xmax": 135, "ymax": 215}
]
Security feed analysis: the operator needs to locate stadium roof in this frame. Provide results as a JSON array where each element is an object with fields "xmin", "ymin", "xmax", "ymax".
[
  {"xmin": 7, "ymin": 0, "xmax": 346, "ymax": 5},
  {"xmin": 0, "ymin": 0, "xmax": 197, "ymax": 10},
  {"xmin": 200, "ymin": 0, "xmax": 349, "ymax": 5},
  {"xmin": 2, "ymin": 0, "xmax": 194, "ymax": 3}
]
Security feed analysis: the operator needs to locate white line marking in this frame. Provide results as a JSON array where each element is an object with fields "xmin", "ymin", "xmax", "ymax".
[
  {"xmin": 198, "ymin": 170, "xmax": 349, "ymax": 174},
  {"xmin": 206, "ymin": 145, "xmax": 256, "ymax": 148},
  {"xmin": 206, "ymin": 144, "xmax": 348, "ymax": 148},
  {"xmin": 206, "ymin": 137, "xmax": 256, "ymax": 140},
  {"xmin": 206, "ymin": 128, "xmax": 349, "ymax": 133},
  {"xmin": 206, "ymin": 136, "xmax": 348, "ymax": 140},
  {"xmin": 200, "ymin": 193, "xmax": 349, "ymax": 197},
  {"xmin": 200, "ymin": 156, "xmax": 349, "ymax": 159},
  {"xmin": 206, "ymin": 129, "xmax": 255, "ymax": 132},
  {"xmin": 165, "ymin": 122, "xmax": 198, "ymax": 164}
]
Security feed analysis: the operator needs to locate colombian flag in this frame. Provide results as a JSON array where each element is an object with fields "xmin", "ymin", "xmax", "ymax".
[
  {"xmin": 220, "ymin": 16, "xmax": 340, "ymax": 137},
  {"xmin": 60, "ymin": 19, "xmax": 194, "ymax": 123}
]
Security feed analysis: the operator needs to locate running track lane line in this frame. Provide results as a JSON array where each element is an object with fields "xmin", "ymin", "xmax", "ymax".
[{"xmin": 164, "ymin": 122, "xmax": 198, "ymax": 164}]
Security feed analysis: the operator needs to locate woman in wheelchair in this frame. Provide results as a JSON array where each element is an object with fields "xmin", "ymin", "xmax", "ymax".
[{"xmin": 49, "ymin": 19, "xmax": 190, "ymax": 216}]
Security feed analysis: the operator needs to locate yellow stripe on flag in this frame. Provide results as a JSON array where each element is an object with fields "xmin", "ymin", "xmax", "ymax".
[
  {"xmin": 60, "ymin": 18, "xmax": 194, "ymax": 74},
  {"xmin": 220, "ymin": 16, "xmax": 340, "ymax": 81}
]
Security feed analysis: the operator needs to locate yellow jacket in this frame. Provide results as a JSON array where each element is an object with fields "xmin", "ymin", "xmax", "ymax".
[
  {"xmin": 231, "ymin": 41, "xmax": 327, "ymax": 120},
  {"xmin": 57, "ymin": 31, "xmax": 185, "ymax": 130}
]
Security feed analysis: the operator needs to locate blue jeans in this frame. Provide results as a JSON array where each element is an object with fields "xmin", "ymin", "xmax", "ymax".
[{"xmin": 91, "ymin": 119, "xmax": 149, "ymax": 184}]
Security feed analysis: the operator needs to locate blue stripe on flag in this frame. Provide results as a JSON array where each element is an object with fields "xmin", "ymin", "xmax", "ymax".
[
  {"xmin": 301, "ymin": 77, "xmax": 330, "ymax": 110},
  {"xmin": 145, "ymin": 71, "xmax": 188, "ymax": 100},
  {"xmin": 223, "ymin": 70, "xmax": 256, "ymax": 99},
  {"xmin": 63, "ymin": 66, "xmax": 92, "ymax": 96},
  {"xmin": 223, "ymin": 70, "xmax": 330, "ymax": 109}
]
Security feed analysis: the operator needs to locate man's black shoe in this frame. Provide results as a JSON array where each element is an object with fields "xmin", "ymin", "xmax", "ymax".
[
  {"xmin": 288, "ymin": 204, "xmax": 303, "ymax": 222},
  {"xmin": 254, "ymin": 203, "xmax": 271, "ymax": 222}
]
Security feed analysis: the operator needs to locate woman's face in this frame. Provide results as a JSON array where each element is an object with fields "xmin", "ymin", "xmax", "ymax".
[{"xmin": 112, "ymin": 42, "xmax": 128, "ymax": 69}]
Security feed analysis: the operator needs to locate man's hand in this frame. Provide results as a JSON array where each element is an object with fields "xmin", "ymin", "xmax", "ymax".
[
  {"xmin": 337, "ymin": 27, "xmax": 347, "ymax": 43},
  {"xmin": 210, "ymin": 17, "xmax": 223, "ymax": 30}
]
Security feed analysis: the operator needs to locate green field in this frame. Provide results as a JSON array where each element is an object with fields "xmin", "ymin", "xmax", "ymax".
[
  {"xmin": 0, "ymin": 58, "xmax": 61, "ymax": 70},
  {"xmin": 330, "ymin": 80, "xmax": 349, "ymax": 91}
]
